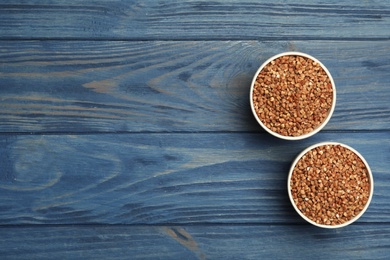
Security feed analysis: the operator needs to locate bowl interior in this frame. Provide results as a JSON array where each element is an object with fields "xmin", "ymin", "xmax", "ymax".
[
  {"xmin": 287, "ymin": 142, "xmax": 374, "ymax": 228},
  {"xmin": 250, "ymin": 52, "xmax": 336, "ymax": 140}
]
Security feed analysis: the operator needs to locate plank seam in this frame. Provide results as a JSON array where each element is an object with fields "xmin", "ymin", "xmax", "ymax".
[
  {"xmin": 0, "ymin": 37, "xmax": 390, "ymax": 42},
  {"xmin": 0, "ymin": 222, "xmax": 388, "ymax": 228},
  {"xmin": 0, "ymin": 130, "xmax": 388, "ymax": 136}
]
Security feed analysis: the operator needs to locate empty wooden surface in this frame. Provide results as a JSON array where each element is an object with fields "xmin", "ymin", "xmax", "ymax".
[{"xmin": 0, "ymin": 0, "xmax": 389, "ymax": 259}]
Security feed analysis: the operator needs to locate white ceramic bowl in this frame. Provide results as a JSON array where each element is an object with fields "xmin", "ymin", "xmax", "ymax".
[
  {"xmin": 250, "ymin": 52, "xmax": 336, "ymax": 140},
  {"xmin": 287, "ymin": 142, "xmax": 374, "ymax": 228}
]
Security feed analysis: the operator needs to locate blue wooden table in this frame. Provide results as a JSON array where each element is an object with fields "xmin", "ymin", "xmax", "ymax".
[{"xmin": 1, "ymin": 1, "xmax": 389, "ymax": 259}]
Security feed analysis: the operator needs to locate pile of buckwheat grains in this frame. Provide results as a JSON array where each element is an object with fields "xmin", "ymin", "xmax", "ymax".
[
  {"xmin": 252, "ymin": 55, "xmax": 333, "ymax": 137},
  {"xmin": 290, "ymin": 144, "xmax": 371, "ymax": 226}
]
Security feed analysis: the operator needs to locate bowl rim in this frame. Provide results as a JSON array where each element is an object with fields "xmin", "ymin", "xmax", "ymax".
[
  {"xmin": 287, "ymin": 141, "xmax": 374, "ymax": 228},
  {"xmin": 249, "ymin": 51, "xmax": 337, "ymax": 140}
]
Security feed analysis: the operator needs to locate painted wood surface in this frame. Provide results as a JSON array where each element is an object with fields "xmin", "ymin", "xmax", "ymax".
[
  {"xmin": 1, "ymin": 225, "xmax": 390, "ymax": 259},
  {"xmin": 1, "ymin": 0, "xmax": 390, "ymax": 259},
  {"xmin": 1, "ymin": 40, "xmax": 389, "ymax": 133},
  {"xmin": 0, "ymin": 132, "xmax": 388, "ymax": 225},
  {"xmin": 1, "ymin": 0, "xmax": 389, "ymax": 40}
]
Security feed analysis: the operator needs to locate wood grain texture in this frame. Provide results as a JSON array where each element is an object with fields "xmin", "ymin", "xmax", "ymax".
[
  {"xmin": 1, "ymin": 224, "xmax": 389, "ymax": 259},
  {"xmin": 2, "ymin": 1, "xmax": 390, "ymax": 258},
  {"xmin": 0, "ymin": 132, "xmax": 388, "ymax": 225},
  {"xmin": 1, "ymin": 40, "xmax": 389, "ymax": 133},
  {"xmin": 1, "ymin": 0, "xmax": 390, "ymax": 40}
]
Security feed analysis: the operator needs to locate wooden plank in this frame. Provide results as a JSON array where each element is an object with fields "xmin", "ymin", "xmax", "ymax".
[
  {"xmin": 0, "ymin": 0, "xmax": 389, "ymax": 40},
  {"xmin": 0, "ymin": 132, "xmax": 388, "ymax": 225},
  {"xmin": 0, "ymin": 224, "xmax": 389, "ymax": 259},
  {"xmin": 1, "ymin": 40, "xmax": 389, "ymax": 133}
]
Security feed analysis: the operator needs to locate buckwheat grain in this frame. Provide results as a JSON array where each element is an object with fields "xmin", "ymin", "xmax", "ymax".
[
  {"xmin": 290, "ymin": 144, "xmax": 371, "ymax": 226},
  {"xmin": 252, "ymin": 55, "xmax": 333, "ymax": 137}
]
